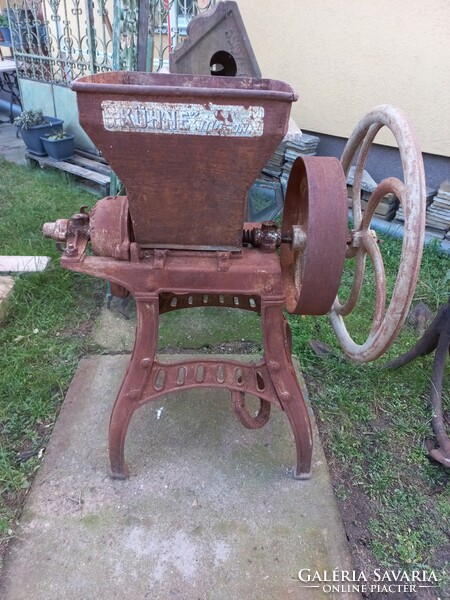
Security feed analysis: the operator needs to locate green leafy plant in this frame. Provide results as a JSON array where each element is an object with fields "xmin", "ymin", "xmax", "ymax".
[
  {"xmin": 45, "ymin": 130, "xmax": 70, "ymax": 141},
  {"xmin": 13, "ymin": 109, "xmax": 47, "ymax": 130},
  {"xmin": 0, "ymin": 14, "xmax": 9, "ymax": 27}
]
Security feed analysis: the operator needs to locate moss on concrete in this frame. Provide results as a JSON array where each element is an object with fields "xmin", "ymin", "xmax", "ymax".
[{"xmin": 92, "ymin": 300, "xmax": 262, "ymax": 352}]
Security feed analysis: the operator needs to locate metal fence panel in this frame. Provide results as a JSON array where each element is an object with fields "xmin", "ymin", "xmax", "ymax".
[{"xmin": 6, "ymin": 0, "xmax": 216, "ymax": 85}]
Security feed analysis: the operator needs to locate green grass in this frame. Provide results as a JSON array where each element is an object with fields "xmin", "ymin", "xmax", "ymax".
[
  {"xmin": 0, "ymin": 157, "xmax": 449, "ymax": 591},
  {"xmin": 0, "ymin": 159, "xmax": 103, "ymax": 556},
  {"xmin": 288, "ymin": 236, "xmax": 450, "ymax": 591}
]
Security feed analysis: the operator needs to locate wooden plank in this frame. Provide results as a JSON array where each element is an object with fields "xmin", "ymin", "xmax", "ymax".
[
  {"xmin": 27, "ymin": 153, "xmax": 110, "ymax": 185},
  {"xmin": 67, "ymin": 154, "xmax": 111, "ymax": 176},
  {"xmin": 74, "ymin": 148, "xmax": 108, "ymax": 164},
  {"xmin": 76, "ymin": 181, "xmax": 109, "ymax": 196}
]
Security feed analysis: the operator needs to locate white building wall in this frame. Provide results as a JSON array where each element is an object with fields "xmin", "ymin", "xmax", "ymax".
[{"xmin": 237, "ymin": 0, "xmax": 450, "ymax": 157}]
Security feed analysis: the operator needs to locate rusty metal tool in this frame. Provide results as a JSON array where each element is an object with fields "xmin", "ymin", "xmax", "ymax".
[{"xmin": 44, "ymin": 72, "xmax": 426, "ymax": 480}]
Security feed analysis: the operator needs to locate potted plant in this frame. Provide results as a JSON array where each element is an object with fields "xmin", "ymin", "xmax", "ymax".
[
  {"xmin": 40, "ymin": 129, "xmax": 74, "ymax": 161},
  {"xmin": 0, "ymin": 13, "xmax": 11, "ymax": 44},
  {"xmin": 14, "ymin": 109, "xmax": 64, "ymax": 155}
]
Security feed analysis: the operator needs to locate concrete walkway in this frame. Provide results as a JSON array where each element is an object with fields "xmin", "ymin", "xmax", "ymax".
[
  {"xmin": 0, "ymin": 122, "xmax": 358, "ymax": 599},
  {"xmin": 0, "ymin": 304, "xmax": 358, "ymax": 599},
  {"xmin": 0, "ymin": 110, "xmax": 26, "ymax": 165}
]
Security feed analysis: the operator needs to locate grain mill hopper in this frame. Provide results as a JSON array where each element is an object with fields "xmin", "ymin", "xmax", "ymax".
[{"xmin": 44, "ymin": 70, "xmax": 425, "ymax": 480}]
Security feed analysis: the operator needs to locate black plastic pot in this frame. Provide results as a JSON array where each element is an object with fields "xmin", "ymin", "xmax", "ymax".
[{"xmin": 18, "ymin": 117, "xmax": 64, "ymax": 155}]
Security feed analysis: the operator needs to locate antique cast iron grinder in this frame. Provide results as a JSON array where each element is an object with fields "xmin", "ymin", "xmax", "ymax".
[{"xmin": 44, "ymin": 71, "xmax": 425, "ymax": 480}]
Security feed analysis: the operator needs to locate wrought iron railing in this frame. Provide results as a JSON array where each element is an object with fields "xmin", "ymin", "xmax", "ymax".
[
  {"xmin": 6, "ymin": 0, "xmax": 216, "ymax": 85},
  {"xmin": 148, "ymin": 0, "xmax": 215, "ymax": 71}
]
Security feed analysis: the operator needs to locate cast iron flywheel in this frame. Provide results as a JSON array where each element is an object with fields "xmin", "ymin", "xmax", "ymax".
[
  {"xmin": 281, "ymin": 105, "xmax": 426, "ymax": 363},
  {"xmin": 281, "ymin": 156, "xmax": 348, "ymax": 316},
  {"xmin": 330, "ymin": 105, "xmax": 426, "ymax": 363},
  {"xmin": 280, "ymin": 156, "xmax": 347, "ymax": 315}
]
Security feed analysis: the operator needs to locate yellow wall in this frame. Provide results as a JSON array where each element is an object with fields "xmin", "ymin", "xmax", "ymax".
[{"xmin": 237, "ymin": 0, "xmax": 449, "ymax": 157}]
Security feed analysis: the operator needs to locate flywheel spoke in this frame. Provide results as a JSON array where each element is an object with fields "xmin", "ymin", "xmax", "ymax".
[{"xmin": 330, "ymin": 105, "xmax": 426, "ymax": 362}]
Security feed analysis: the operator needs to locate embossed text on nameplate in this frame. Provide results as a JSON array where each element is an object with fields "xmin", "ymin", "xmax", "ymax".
[{"xmin": 101, "ymin": 100, "xmax": 264, "ymax": 137}]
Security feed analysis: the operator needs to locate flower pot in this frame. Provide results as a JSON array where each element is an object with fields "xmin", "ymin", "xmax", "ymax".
[
  {"xmin": 40, "ymin": 134, "xmax": 74, "ymax": 161},
  {"xmin": 0, "ymin": 26, "xmax": 11, "ymax": 44},
  {"xmin": 18, "ymin": 117, "xmax": 64, "ymax": 155}
]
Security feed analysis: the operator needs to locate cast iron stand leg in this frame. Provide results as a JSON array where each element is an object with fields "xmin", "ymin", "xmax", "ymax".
[
  {"xmin": 262, "ymin": 303, "xmax": 313, "ymax": 479},
  {"xmin": 109, "ymin": 296, "xmax": 159, "ymax": 479},
  {"xmin": 386, "ymin": 299, "xmax": 450, "ymax": 466},
  {"xmin": 429, "ymin": 329, "xmax": 450, "ymax": 463}
]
